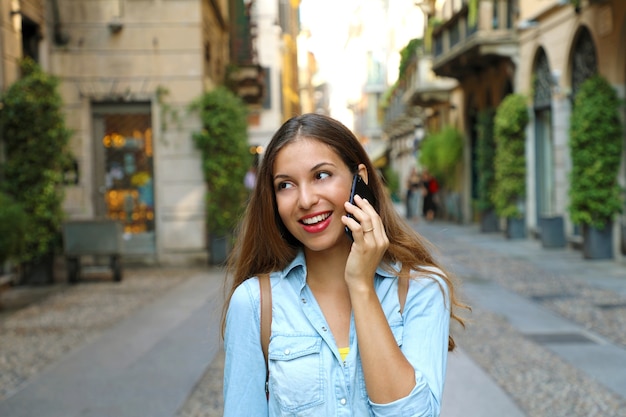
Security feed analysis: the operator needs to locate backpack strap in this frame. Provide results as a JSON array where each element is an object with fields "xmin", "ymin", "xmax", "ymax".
[
  {"xmin": 259, "ymin": 273, "xmax": 271, "ymax": 400},
  {"xmin": 398, "ymin": 264, "xmax": 410, "ymax": 315}
]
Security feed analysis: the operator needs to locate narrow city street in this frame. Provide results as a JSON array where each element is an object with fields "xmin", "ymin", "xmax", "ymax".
[{"xmin": 1, "ymin": 219, "xmax": 626, "ymax": 417}]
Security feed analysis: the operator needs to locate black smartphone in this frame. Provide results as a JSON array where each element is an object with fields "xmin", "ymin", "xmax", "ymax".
[{"xmin": 345, "ymin": 174, "xmax": 377, "ymax": 241}]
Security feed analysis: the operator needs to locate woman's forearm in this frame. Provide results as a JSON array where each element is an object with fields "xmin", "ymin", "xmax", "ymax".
[{"xmin": 349, "ymin": 284, "xmax": 416, "ymax": 404}]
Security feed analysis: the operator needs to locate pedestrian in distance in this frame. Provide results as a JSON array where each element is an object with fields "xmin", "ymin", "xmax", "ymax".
[
  {"xmin": 405, "ymin": 167, "xmax": 422, "ymax": 222},
  {"xmin": 222, "ymin": 113, "xmax": 467, "ymax": 416},
  {"xmin": 421, "ymin": 169, "xmax": 439, "ymax": 221},
  {"xmin": 244, "ymin": 162, "xmax": 258, "ymax": 192}
]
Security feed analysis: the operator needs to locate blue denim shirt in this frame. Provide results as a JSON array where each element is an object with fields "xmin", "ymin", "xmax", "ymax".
[{"xmin": 223, "ymin": 251, "xmax": 450, "ymax": 416}]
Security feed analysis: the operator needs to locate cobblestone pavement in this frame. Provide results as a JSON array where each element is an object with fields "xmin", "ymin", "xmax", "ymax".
[
  {"xmin": 0, "ymin": 266, "xmax": 203, "ymax": 402},
  {"xmin": 421, "ymin": 221, "xmax": 626, "ymax": 417}
]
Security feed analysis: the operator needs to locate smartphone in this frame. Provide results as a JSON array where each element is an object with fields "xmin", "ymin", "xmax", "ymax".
[{"xmin": 345, "ymin": 174, "xmax": 378, "ymax": 241}]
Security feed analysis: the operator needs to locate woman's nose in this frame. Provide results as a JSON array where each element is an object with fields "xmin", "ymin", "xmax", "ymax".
[{"xmin": 297, "ymin": 184, "xmax": 319, "ymax": 209}]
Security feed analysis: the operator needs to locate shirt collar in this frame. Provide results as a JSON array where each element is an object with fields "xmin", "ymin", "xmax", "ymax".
[{"xmin": 282, "ymin": 249, "xmax": 399, "ymax": 282}]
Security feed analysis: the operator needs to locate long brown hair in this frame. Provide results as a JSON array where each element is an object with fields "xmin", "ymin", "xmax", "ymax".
[{"xmin": 223, "ymin": 113, "xmax": 467, "ymax": 349}]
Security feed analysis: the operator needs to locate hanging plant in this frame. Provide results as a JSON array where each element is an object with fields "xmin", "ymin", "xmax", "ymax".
[
  {"xmin": 398, "ymin": 38, "xmax": 422, "ymax": 80},
  {"xmin": 468, "ymin": 0, "xmax": 479, "ymax": 27},
  {"xmin": 492, "ymin": 94, "xmax": 529, "ymax": 219},
  {"xmin": 568, "ymin": 75, "xmax": 623, "ymax": 230}
]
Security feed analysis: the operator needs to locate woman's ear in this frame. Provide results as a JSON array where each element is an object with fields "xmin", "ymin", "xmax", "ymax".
[{"xmin": 357, "ymin": 163, "xmax": 369, "ymax": 184}]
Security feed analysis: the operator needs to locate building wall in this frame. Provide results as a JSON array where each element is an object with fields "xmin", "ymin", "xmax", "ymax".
[
  {"xmin": 50, "ymin": 0, "xmax": 226, "ymax": 264},
  {"xmin": 279, "ymin": 0, "xmax": 301, "ymax": 121},
  {"xmin": 517, "ymin": 0, "xmax": 626, "ymax": 253},
  {"xmin": 0, "ymin": 0, "xmax": 45, "ymax": 89},
  {"xmin": 248, "ymin": 0, "xmax": 283, "ymax": 152}
]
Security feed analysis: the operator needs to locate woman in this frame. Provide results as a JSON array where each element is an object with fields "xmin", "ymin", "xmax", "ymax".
[{"xmin": 222, "ymin": 113, "xmax": 466, "ymax": 416}]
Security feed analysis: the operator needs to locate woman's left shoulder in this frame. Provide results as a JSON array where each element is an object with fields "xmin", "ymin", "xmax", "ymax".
[{"xmin": 406, "ymin": 265, "xmax": 450, "ymax": 299}]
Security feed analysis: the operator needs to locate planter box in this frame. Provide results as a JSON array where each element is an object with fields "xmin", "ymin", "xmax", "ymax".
[
  {"xmin": 583, "ymin": 224, "xmax": 613, "ymax": 260},
  {"xmin": 506, "ymin": 217, "xmax": 526, "ymax": 239},
  {"xmin": 540, "ymin": 216, "xmax": 566, "ymax": 248},
  {"xmin": 480, "ymin": 209, "xmax": 499, "ymax": 233},
  {"xmin": 209, "ymin": 234, "xmax": 231, "ymax": 266},
  {"xmin": 21, "ymin": 253, "xmax": 55, "ymax": 285}
]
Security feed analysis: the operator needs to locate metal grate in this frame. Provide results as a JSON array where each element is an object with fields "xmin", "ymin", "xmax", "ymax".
[
  {"xmin": 530, "ymin": 293, "xmax": 574, "ymax": 302},
  {"xmin": 595, "ymin": 302, "xmax": 626, "ymax": 311},
  {"xmin": 525, "ymin": 332, "xmax": 596, "ymax": 345}
]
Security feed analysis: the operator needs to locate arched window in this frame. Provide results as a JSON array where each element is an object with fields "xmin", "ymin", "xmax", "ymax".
[
  {"xmin": 533, "ymin": 50, "xmax": 552, "ymax": 110},
  {"xmin": 571, "ymin": 27, "xmax": 597, "ymax": 99}
]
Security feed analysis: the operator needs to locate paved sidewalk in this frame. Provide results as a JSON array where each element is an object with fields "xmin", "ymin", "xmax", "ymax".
[{"xmin": 0, "ymin": 270, "xmax": 224, "ymax": 417}]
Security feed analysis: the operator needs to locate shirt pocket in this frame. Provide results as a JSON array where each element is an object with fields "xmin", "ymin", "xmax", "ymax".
[
  {"xmin": 358, "ymin": 322, "xmax": 404, "ymax": 398},
  {"xmin": 269, "ymin": 334, "xmax": 325, "ymax": 413}
]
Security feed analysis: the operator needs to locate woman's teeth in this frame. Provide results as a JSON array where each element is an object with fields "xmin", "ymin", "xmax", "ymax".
[{"xmin": 302, "ymin": 213, "xmax": 330, "ymax": 225}]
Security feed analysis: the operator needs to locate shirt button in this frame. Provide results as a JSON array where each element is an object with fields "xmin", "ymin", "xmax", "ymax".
[
  {"xmin": 340, "ymin": 398, "xmax": 347, "ymax": 405},
  {"xmin": 284, "ymin": 349, "xmax": 290, "ymax": 355},
  {"xmin": 321, "ymin": 326, "xmax": 327, "ymax": 332},
  {"xmin": 301, "ymin": 298, "xmax": 307, "ymax": 304}
]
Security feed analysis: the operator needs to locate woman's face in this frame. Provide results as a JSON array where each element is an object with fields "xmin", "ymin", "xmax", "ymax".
[{"xmin": 272, "ymin": 138, "xmax": 363, "ymax": 252}]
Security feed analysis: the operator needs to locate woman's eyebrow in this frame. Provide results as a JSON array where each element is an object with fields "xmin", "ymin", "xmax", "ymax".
[
  {"xmin": 311, "ymin": 162, "xmax": 336, "ymax": 171},
  {"xmin": 273, "ymin": 162, "xmax": 337, "ymax": 181}
]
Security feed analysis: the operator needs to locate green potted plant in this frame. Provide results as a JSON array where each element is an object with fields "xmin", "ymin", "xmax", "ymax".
[
  {"xmin": 190, "ymin": 86, "xmax": 251, "ymax": 264},
  {"xmin": 0, "ymin": 191, "xmax": 28, "ymax": 277},
  {"xmin": 0, "ymin": 58, "xmax": 73, "ymax": 284},
  {"xmin": 418, "ymin": 126, "xmax": 464, "ymax": 221},
  {"xmin": 492, "ymin": 93, "xmax": 529, "ymax": 239},
  {"xmin": 568, "ymin": 75, "xmax": 623, "ymax": 259},
  {"xmin": 475, "ymin": 109, "xmax": 499, "ymax": 232}
]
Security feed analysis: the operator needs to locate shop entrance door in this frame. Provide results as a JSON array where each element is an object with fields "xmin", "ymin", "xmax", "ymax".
[{"xmin": 92, "ymin": 104, "xmax": 156, "ymax": 256}]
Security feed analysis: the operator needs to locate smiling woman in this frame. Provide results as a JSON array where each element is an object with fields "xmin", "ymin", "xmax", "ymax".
[{"xmin": 222, "ymin": 113, "xmax": 468, "ymax": 416}]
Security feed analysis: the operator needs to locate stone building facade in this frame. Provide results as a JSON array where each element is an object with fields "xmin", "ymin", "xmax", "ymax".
[
  {"xmin": 386, "ymin": 0, "xmax": 625, "ymax": 260},
  {"xmin": 49, "ymin": 0, "xmax": 231, "ymax": 264}
]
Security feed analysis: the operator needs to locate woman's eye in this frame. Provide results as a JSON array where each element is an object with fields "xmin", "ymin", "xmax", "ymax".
[
  {"xmin": 276, "ymin": 182, "xmax": 293, "ymax": 191},
  {"xmin": 316, "ymin": 171, "xmax": 331, "ymax": 180}
]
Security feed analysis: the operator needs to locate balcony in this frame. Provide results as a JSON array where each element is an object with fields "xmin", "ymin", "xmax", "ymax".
[
  {"xmin": 405, "ymin": 56, "xmax": 457, "ymax": 108},
  {"xmin": 431, "ymin": 0, "xmax": 517, "ymax": 80}
]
